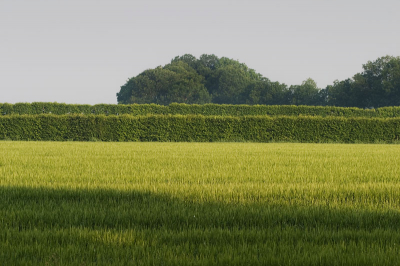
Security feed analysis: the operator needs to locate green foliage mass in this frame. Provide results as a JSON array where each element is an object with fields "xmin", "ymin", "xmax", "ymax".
[
  {"xmin": 117, "ymin": 54, "xmax": 323, "ymax": 106},
  {"xmin": 1, "ymin": 114, "xmax": 399, "ymax": 143},
  {"xmin": 117, "ymin": 54, "xmax": 400, "ymax": 108},
  {"xmin": 2, "ymin": 102, "xmax": 400, "ymax": 117},
  {"xmin": 326, "ymin": 56, "xmax": 400, "ymax": 107}
]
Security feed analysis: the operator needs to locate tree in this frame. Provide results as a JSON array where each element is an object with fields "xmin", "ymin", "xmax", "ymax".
[
  {"xmin": 246, "ymin": 79, "xmax": 289, "ymax": 105},
  {"xmin": 117, "ymin": 78, "xmax": 136, "ymax": 104},
  {"xmin": 118, "ymin": 61, "xmax": 211, "ymax": 105},
  {"xmin": 211, "ymin": 64, "xmax": 254, "ymax": 104},
  {"xmin": 359, "ymin": 55, "xmax": 400, "ymax": 107},
  {"xmin": 287, "ymin": 78, "xmax": 321, "ymax": 105},
  {"xmin": 323, "ymin": 79, "xmax": 356, "ymax": 107},
  {"xmin": 324, "ymin": 56, "xmax": 400, "ymax": 108},
  {"xmin": 382, "ymin": 57, "xmax": 400, "ymax": 106},
  {"xmin": 117, "ymin": 54, "xmax": 400, "ymax": 107},
  {"xmin": 171, "ymin": 54, "xmax": 199, "ymax": 71},
  {"xmin": 162, "ymin": 61, "xmax": 211, "ymax": 104}
]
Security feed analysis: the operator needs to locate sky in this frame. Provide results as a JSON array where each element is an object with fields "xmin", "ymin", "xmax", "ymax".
[{"xmin": 1, "ymin": 0, "xmax": 399, "ymax": 105}]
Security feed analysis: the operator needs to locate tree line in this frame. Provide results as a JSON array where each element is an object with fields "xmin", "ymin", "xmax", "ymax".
[{"xmin": 117, "ymin": 54, "xmax": 400, "ymax": 108}]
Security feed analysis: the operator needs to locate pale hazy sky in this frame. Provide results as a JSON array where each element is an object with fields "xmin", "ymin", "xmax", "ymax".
[{"xmin": 1, "ymin": 0, "xmax": 399, "ymax": 104}]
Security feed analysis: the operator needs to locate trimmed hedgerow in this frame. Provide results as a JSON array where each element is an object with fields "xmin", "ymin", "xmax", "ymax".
[
  {"xmin": 1, "ymin": 102, "xmax": 400, "ymax": 117},
  {"xmin": 1, "ymin": 114, "xmax": 399, "ymax": 143}
]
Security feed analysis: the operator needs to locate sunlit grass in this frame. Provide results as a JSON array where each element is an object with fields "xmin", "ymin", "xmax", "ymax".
[{"xmin": 1, "ymin": 142, "xmax": 400, "ymax": 265}]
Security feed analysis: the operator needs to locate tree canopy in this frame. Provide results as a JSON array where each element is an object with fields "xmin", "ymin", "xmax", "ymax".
[
  {"xmin": 117, "ymin": 54, "xmax": 400, "ymax": 107},
  {"xmin": 325, "ymin": 56, "xmax": 400, "ymax": 108}
]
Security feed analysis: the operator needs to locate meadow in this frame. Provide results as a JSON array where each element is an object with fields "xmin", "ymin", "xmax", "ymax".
[{"xmin": 1, "ymin": 141, "xmax": 400, "ymax": 265}]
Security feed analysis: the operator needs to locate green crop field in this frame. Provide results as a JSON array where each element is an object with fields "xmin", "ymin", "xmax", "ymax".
[{"xmin": 1, "ymin": 141, "xmax": 400, "ymax": 265}]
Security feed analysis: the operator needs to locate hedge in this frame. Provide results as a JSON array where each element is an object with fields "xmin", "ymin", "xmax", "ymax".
[
  {"xmin": 2, "ymin": 102, "xmax": 400, "ymax": 117},
  {"xmin": 1, "ymin": 114, "xmax": 399, "ymax": 143}
]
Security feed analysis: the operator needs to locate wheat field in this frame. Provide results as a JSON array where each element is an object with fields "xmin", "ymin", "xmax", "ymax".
[{"xmin": 1, "ymin": 141, "xmax": 400, "ymax": 265}]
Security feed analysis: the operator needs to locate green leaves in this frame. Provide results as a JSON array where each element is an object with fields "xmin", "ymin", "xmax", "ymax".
[
  {"xmin": 324, "ymin": 56, "xmax": 400, "ymax": 108},
  {"xmin": 2, "ymin": 102, "xmax": 400, "ymax": 117},
  {"xmin": 118, "ymin": 54, "xmax": 400, "ymax": 107},
  {"xmin": 120, "ymin": 61, "xmax": 212, "ymax": 105},
  {"xmin": 117, "ymin": 54, "xmax": 286, "ymax": 105},
  {"xmin": 1, "ymin": 114, "xmax": 399, "ymax": 143}
]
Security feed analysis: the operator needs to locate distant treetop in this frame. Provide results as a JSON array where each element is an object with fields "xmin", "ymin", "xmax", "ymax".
[{"xmin": 117, "ymin": 54, "xmax": 400, "ymax": 108}]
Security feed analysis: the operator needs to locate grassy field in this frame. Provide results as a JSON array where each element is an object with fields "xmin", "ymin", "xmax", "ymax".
[{"xmin": 1, "ymin": 141, "xmax": 400, "ymax": 265}]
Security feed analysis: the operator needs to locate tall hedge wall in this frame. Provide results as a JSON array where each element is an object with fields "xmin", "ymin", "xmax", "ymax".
[
  {"xmin": 1, "ymin": 114, "xmax": 399, "ymax": 143},
  {"xmin": 2, "ymin": 102, "xmax": 400, "ymax": 117}
]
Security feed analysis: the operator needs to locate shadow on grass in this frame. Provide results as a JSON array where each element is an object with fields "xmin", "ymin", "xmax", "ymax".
[
  {"xmin": 1, "ymin": 186, "xmax": 400, "ymax": 265},
  {"xmin": 0, "ymin": 187, "xmax": 400, "ymax": 230},
  {"xmin": 1, "ymin": 185, "xmax": 400, "ymax": 231}
]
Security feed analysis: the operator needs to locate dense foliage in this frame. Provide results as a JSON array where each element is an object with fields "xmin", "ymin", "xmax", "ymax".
[
  {"xmin": 325, "ymin": 56, "xmax": 400, "ymax": 107},
  {"xmin": 117, "ymin": 55, "xmax": 400, "ymax": 108},
  {"xmin": 1, "ymin": 114, "xmax": 399, "ymax": 143},
  {"xmin": 2, "ymin": 102, "xmax": 400, "ymax": 118}
]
